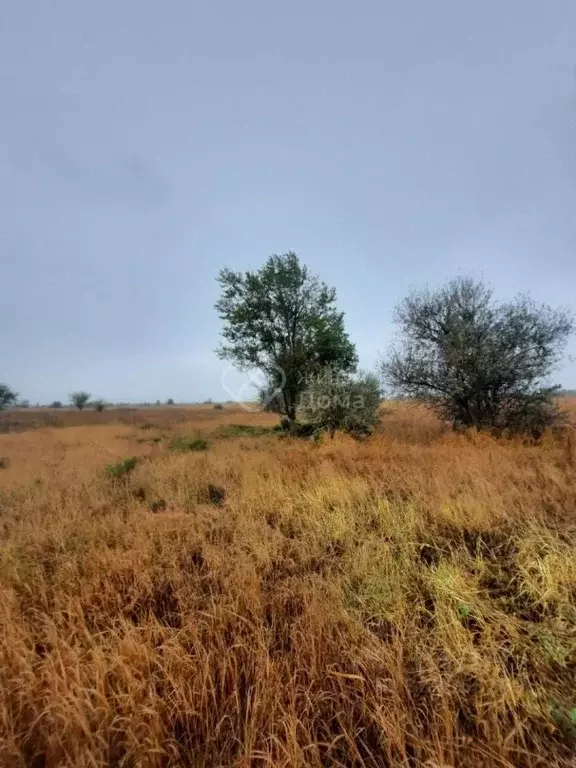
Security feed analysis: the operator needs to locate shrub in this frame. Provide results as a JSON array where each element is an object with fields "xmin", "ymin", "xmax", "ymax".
[
  {"xmin": 169, "ymin": 436, "xmax": 209, "ymax": 452},
  {"xmin": 206, "ymin": 484, "xmax": 226, "ymax": 505},
  {"xmin": 166, "ymin": 398, "xmax": 175, "ymax": 406},
  {"xmin": 382, "ymin": 277, "xmax": 574, "ymax": 436},
  {"xmin": 301, "ymin": 369, "xmax": 382, "ymax": 438},
  {"xmin": 0, "ymin": 457, "xmax": 9, "ymax": 469},
  {"xmin": 214, "ymin": 403, "xmax": 223, "ymax": 410},
  {"xmin": 92, "ymin": 399, "xmax": 106, "ymax": 412},
  {"xmin": 105, "ymin": 456, "xmax": 138, "ymax": 479},
  {"xmin": 50, "ymin": 401, "xmax": 62, "ymax": 409}
]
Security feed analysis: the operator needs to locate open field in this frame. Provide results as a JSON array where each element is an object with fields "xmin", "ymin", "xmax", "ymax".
[{"xmin": 1, "ymin": 402, "xmax": 576, "ymax": 767}]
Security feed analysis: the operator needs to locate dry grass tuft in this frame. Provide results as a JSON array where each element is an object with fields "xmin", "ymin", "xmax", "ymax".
[{"xmin": 1, "ymin": 402, "xmax": 576, "ymax": 766}]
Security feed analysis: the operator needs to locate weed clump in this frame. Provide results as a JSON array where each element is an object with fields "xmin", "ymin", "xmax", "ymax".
[
  {"xmin": 105, "ymin": 456, "xmax": 138, "ymax": 479},
  {"xmin": 206, "ymin": 484, "xmax": 226, "ymax": 505}
]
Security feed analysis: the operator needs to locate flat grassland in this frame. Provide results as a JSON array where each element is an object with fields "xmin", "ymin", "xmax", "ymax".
[{"xmin": 1, "ymin": 402, "xmax": 576, "ymax": 767}]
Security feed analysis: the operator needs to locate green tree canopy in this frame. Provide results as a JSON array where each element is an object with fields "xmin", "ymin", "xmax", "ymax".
[
  {"xmin": 216, "ymin": 252, "xmax": 357, "ymax": 423},
  {"xmin": 0, "ymin": 384, "xmax": 18, "ymax": 411},
  {"xmin": 70, "ymin": 391, "xmax": 91, "ymax": 411}
]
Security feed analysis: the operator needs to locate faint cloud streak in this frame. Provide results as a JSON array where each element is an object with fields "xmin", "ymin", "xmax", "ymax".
[{"xmin": 30, "ymin": 145, "xmax": 170, "ymax": 209}]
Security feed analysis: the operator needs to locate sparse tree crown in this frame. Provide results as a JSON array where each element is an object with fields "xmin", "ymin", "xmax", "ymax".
[
  {"xmin": 382, "ymin": 277, "xmax": 573, "ymax": 436},
  {"xmin": 70, "ymin": 391, "xmax": 91, "ymax": 411},
  {"xmin": 216, "ymin": 252, "xmax": 357, "ymax": 423}
]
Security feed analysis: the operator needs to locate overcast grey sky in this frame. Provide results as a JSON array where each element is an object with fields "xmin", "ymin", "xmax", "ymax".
[{"xmin": 1, "ymin": 1, "xmax": 575, "ymax": 403}]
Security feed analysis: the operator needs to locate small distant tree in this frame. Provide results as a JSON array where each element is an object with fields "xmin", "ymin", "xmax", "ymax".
[
  {"xmin": 92, "ymin": 399, "xmax": 106, "ymax": 412},
  {"xmin": 0, "ymin": 384, "xmax": 18, "ymax": 411},
  {"xmin": 302, "ymin": 368, "xmax": 382, "ymax": 438},
  {"xmin": 70, "ymin": 391, "xmax": 91, "ymax": 411},
  {"xmin": 216, "ymin": 252, "xmax": 357, "ymax": 426},
  {"xmin": 166, "ymin": 398, "xmax": 175, "ymax": 406},
  {"xmin": 382, "ymin": 277, "xmax": 574, "ymax": 436},
  {"xmin": 50, "ymin": 401, "xmax": 63, "ymax": 409},
  {"xmin": 17, "ymin": 399, "xmax": 30, "ymax": 409}
]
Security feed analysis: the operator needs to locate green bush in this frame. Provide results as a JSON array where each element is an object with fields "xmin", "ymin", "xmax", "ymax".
[
  {"xmin": 105, "ymin": 456, "xmax": 138, "ymax": 479},
  {"xmin": 169, "ymin": 436, "xmax": 209, "ymax": 452},
  {"xmin": 301, "ymin": 369, "xmax": 381, "ymax": 438}
]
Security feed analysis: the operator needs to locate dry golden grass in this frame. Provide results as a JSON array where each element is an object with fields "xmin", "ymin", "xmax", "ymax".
[{"xmin": 1, "ymin": 402, "xmax": 576, "ymax": 767}]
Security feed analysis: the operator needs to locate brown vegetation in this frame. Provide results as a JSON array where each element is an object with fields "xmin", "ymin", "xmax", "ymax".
[{"xmin": 1, "ymin": 402, "xmax": 576, "ymax": 766}]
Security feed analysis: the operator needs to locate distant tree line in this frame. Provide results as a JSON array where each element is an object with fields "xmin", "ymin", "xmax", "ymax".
[{"xmin": 0, "ymin": 394, "xmax": 185, "ymax": 412}]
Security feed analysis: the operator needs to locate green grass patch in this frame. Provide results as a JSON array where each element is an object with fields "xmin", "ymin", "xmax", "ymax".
[
  {"xmin": 169, "ymin": 436, "xmax": 209, "ymax": 452},
  {"xmin": 105, "ymin": 456, "xmax": 138, "ymax": 479}
]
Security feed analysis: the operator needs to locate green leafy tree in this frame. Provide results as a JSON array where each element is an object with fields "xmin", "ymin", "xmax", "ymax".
[
  {"xmin": 70, "ymin": 391, "xmax": 91, "ymax": 411},
  {"xmin": 0, "ymin": 384, "xmax": 18, "ymax": 411},
  {"xmin": 302, "ymin": 368, "xmax": 382, "ymax": 438},
  {"xmin": 216, "ymin": 252, "xmax": 357, "ymax": 424},
  {"xmin": 382, "ymin": 277, "xmax": 573, "ymax": 436}
]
